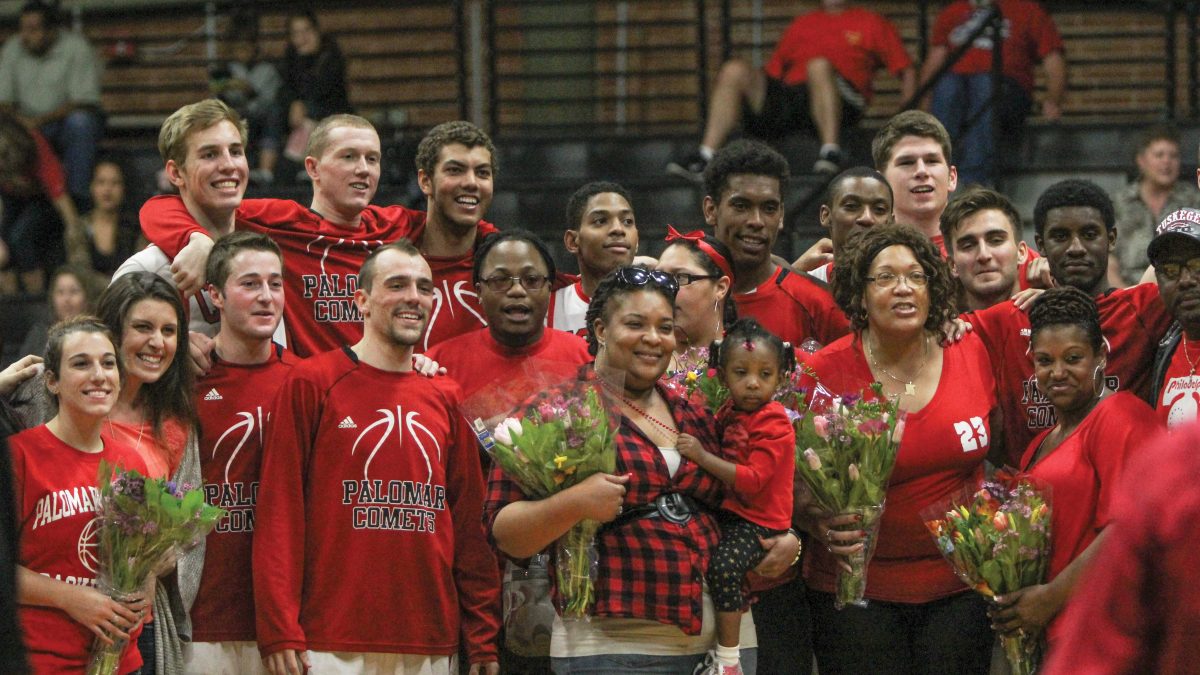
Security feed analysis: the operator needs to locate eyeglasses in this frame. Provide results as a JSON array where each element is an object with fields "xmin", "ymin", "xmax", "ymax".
[
  {"xmin": 1158, "ymin": 257, "xmax": 1200, "ymax": 282},
  {"xmin": 865, "ymin": 270, "xmax": 930, "ymax": 290},
  {"xmin": 613, "ymin": 267, "xmax": 679, "ymax": 294},
  {"xmin": 670, "ymin": 272, "xmax": 722, "ymax": 286},
  {"xmin": 479, "ymin": 274, "xmax": 550, "ymax": 292}
]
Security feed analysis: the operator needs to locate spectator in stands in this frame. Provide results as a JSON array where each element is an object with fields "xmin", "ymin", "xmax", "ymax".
[
  {"xmin": 921, "ymin": 0, "xmax": 1066, "ymax": 187},
  {"xmin": 1147, "ymin": 208, "xmax": 1200, "ymax": 430},
  {"xmin": 940, "ymin": 187, "xmax": 1032, "ymax": 311},
  {"xmin": 667, "ymin": 0, "xmax": 914, "ymax": 181},
  {"xmin": 872, "ymin": 110, "xmax": 957, "ymax": 252},
  {"xmin": 0, "ymin": 1, "xmax": 103, "ymax": 209},
  {"xmin": 0, "ymin": 109, "xmax": 76, "ymax": 293},
  {"xmin": 1110, "ymin": 125, "xmax": 1200, "ymax": 287},
  {"xmin": 17, "ymin": 264, "xmax": 98, "ymax": 361},
  {"xmin": 278, "ymin": 10, "xmax": 350, "ymax": 172},
  {"xmin": 70, "ymin": 160, "xmax": 139, "ymax": 278},
  {"xmin": 550, "ymin": 182, "xmax": 639, "ymax": 335},
  {"xmin": 211, "ymin": 11, "xmax": 283, "ymax": 186}
]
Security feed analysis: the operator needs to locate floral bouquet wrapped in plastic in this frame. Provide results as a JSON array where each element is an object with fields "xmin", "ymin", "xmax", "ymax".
[
  {"xmin": 787, "ymin": 382, "xmax": 904, "ymax": 609},
  {"xmin": 922, "ymin": 473, "xmax": 1052, "ymax": 675},
  {"xmin": 663, "ymin": 346, "xmax": 728, "ymax": 413},
  {"xmin": 87, "ymin": 462, "xmax": 225, "ymax": 675},
  {"xmin": 471, "ymin": 372, "xmax": 620, "ymax": 620}
]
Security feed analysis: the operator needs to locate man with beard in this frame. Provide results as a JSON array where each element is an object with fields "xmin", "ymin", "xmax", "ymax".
[
  {"xmin": 967, "ymin": 179, "xmax": 1171, "ymax": 464},
  {"xmin": 139, "ymin": 117, "xmax": 499, "ymax": 356},
  {"xmin": 940, "ymin": 187, "xmax": 1032, "ymax": 311},
  {"xmin": 549, "ymin": 182, "xmax": 639, "ymax": 335},
  {"xmin": 705, "ymin": 139, "xmax": 849, "ymax": 349},
  {"xmin": 1147, "ymin": 208, "xmax": 1200, "ymax": 429},
  {"xmin": 253, "ymin": 241, "xmax": 500, "ymax": 675}
]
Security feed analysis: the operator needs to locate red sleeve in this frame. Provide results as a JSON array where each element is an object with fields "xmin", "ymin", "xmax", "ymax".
[
  {"xmin": 234, "ymin": 198, "xmax": 308, "ymax": 230},
  {"xmin": 930, "ymin": 4, "xmax": 958, "ymax": 48},
  {"xmin": 442, "ymin": 387, "xmax": 501, "ymax": 663},
  {"xmin": 30, "ymin": 130, "xmax": 66, "ymax": 200},
  {"xmin": 139, "ymin": 195, "xmax": 209, "ymax": 259},
  {"xmin": 1131, "ymin": 283, "xmax": 1172, "ymax": 339},
  {"xmin": 1086, "ymin": 396, "xmax": 1158, "ymax": 531},
  {"xmin": 732, "ymin": 407, "xmax": 795, "ymax": 497},
  {"xmin": 253, "ymin": 368, "xmax": 322, "ymax": 657},
  {"xmin": 873, "ymin": 14, "xmax": 913, "ymax": 75},
  {"xmin": 763, "ymin": 17, "xmax": 804, "ymax": 81},
  {"xmin": 1029, "ymin": 3, "xmax": 1064, "ymax": 59}
]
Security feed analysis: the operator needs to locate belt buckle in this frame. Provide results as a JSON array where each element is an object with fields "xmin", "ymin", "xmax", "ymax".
[{"xmin": 656, "ymin": 493, "xmax": 692, "ymax": 526}]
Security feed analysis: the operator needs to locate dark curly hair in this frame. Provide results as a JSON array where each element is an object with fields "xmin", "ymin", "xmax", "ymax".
[
  {"xmin": 708, "ymin": 317, "xmax": 795, "ymax": 376},
  {"xmin": 1033, "ymin": 179, "xmax": 1115, "ymax": 238},
  {"xmin": 832, "ymin": 224, "xmax": 957, "ymax": 338},
  {"xmin": 583, "ymin": 267, "xmax": 677, "ymax": 356},
  {"xmin": 415, "ymin": 120, "xmax": 498, "ymax": 177},
  {"xmin": 472, "ymin": 229, "xmax": 557, "ymax": 285},
  {"xmin": 702, "ymin": 139, "xmax": 789, "ymax": 203},
  {"xmin": 661, "ymin": 237, "xmax": 739, "ymax": 328},
  {"xmin": 1028, "ymin": 286, "xmax": 1103, "ymax": 353}
]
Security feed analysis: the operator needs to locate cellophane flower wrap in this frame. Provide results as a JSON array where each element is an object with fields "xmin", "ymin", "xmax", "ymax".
[
  {"xmin": 921, "ymin": 473, "xmax": 1052, "ymax": 675},
  {"xmin": 86, "ymin": 461, "xmax": 225, "ymax": 675},
  {"xmin": 469, "ymin": 371, "xmax": 619, "ymax": 621},
  {"xmin": 663, "ymin": 346, "xmax": 728, "ymax": 413},
  {"xmin": 785, "ymin": 381, "xmax": 904, "ymax": 609}
]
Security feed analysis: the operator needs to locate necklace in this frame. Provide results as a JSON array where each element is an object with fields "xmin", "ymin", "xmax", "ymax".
[
  {"xmin": 865, "ymin": 333, "xmax": 930, "ymax": 396},
  {"xmin": 602, "ymin": 382, "xmax": 679, "ymax": 441},
  {"xmin": 106, "ymin": 416, "xmax": 145, "ymax": 453},
  {"xmin": 1184, "ymin": 336, "xmax": 1199, "ymax": 376}
]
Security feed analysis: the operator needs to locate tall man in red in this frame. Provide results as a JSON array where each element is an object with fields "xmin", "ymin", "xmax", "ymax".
[
  {"xmin": 704, "ymin": 139, "xmax": 849, "ymax": 349},
  {"xmin": 668, "ymin": 0, "xmax": 913, "ymax": 178},
  {"xmin": 188, "ymin": 231, "xmax": 297, "ymax": 673},
  {"xmin": 253, "ymin": 241, "xmax": 500, "ymax": 675},
  {"xmin": 139, "ymin": 116, "xmax": 499, "ymax": 356},
  {"xmin": 968, "ymin": 179, "xmax": 1171, "ymax": 463}
]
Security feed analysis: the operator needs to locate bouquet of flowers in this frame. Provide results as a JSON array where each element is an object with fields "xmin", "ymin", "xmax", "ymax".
[
  {"xmin": 473, "ymin": 377, "xmax": 619, "ymax": 620},
  {"xmin": 922, "ymin": 474, "xmax": 1052, "ymax": 675},
  {"xmin": 788, "ymin": 382, "xmax": 904, "ymax": 609},
  {"xmin": 87, "ymin": 462, "xmax": 225, "ymax": 675},
  {"xmin": 663, "ymin": 347, "xmax": 728, "ymax": 412}
]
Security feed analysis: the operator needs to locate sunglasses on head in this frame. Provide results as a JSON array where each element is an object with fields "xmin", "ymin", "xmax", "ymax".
[{"xmin": 613, "ymin": 267, "xmax": 679, "ymax": 295}]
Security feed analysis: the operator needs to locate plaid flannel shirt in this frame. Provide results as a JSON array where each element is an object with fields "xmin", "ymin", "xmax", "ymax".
[{"xmin": 483, "ymin": 368, "xmax": 725, "ymax": 635}]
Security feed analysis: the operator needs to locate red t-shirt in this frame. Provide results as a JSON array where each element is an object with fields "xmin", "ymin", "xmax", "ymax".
[
  {"xmin": 253, "ymin": 347, "xmax": 500, "ymax": 661},
  {"xmin": 717, "ymin": 401, "xmax": 795, "ymax": 530},
  {"xmin": 734, "ymin": 266, "xmax": 850, "ymax": 351},
  {"xmin": 138, "ymin": 196, "xmax": 498, "ymax": 356},
  {"xmin": 10, "ymin": 425, "xmax": 148, "ymax": 674},
  {"xmin": 802, "ymin": 332, "xmax": 996, "ymax": 603},
  {"xmin": 1156, "ymin": 337, "xmax": 1200, "ymax": 429},
  {"xmin": 932, "ymin": 0, "xmax": 1064, "ymax": 93},
  {"xmin": 1021, "ymin": 392, "xmax": 1159, "ymax": 643},
  {"xmin": 968, "ymin": 283, "xmax": 1169, "ymax": 465},
  {"xmin": 764, "ymin": 7, "xmax": 912, "ymax": 101},
  {"xmin": 192, "ymin": 344, "xmax": 298, "ymax": 643},
  {"xmin": 425, "ymin": 326, "xmax": 591, "ymax": 403}
]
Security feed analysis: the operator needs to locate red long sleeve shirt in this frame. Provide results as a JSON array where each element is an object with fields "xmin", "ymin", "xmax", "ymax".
[{"xmin": 716, "ymin": 400, "xmax": 795, "ymax": 531}]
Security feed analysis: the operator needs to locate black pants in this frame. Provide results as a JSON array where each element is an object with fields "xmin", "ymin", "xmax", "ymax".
[
  {"xmin": 751, "ymin": 572, "xmax": 813, "ymax": 674},
  {"xmin": 809, "ymin": 590, "xmax": 991, "ymax": 675},
  {"xmin": 710, "ymin": 518, "xmax": 785, "ymax": 612}
]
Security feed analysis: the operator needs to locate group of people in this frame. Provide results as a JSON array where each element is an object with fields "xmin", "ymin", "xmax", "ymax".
[{"xmin": 1, "ymin": 13, "xmax": 1196, "ymax": 674}]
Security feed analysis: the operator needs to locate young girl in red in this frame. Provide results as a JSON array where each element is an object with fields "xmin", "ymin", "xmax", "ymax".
[
  {"xmin": 11, "ymin": 316, "xmax": 149, "ymax": 672},
  {"xmin": 677, "ymin": 318, "xmax": 797, "ymax": 675}
]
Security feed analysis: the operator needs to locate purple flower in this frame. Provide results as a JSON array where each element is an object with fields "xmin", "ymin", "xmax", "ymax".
[{"xmin": 141, "ymin": 521, "xmax": 158, "ymax": 535}]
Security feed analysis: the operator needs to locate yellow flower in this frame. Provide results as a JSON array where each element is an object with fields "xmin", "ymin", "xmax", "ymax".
[
  {"xmin": 685, "ymin": 371, "xmax": 699, "ymax": 384},
  {"xmin": 554, "ymin": 454, "xmax": 568, "ymax": 469}
]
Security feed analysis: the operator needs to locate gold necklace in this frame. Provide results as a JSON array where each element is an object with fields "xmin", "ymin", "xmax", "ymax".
[
  {"xmin": 106, "ymin": 417, "xmax": 145, "ymax": 453},
  {"xmin": 1184, "ymin": 336, "xmax": 1199, "ymax": 376},
  {"xmin": 865, "ymin": 333, "xmax": 930, "ymax": 396}
]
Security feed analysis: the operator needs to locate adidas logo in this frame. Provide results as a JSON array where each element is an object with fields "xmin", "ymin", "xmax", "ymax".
[
  {"xmin": 203, "ymin": 388, "xmax": 223, "ymax": 401},
  {"xmin": 338, "ymin": 416, "xmax": 357, "ymax": 429}
]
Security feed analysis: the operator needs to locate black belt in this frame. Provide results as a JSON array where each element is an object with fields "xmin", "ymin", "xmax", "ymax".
[{"xmin": 604, "ymin": 493, "xmax": 701, "ymax": 531}]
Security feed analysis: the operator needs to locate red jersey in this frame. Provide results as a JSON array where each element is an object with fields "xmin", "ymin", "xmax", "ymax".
[
  {"xmin": 253, "ymin": 348, "xmax": 500, "ymax": 661},
  {"xmin": 192, "ymin": 344, "xmax": 298, "ymax": 643},
  {"xmin": 1042, "ymin": 424, "xmax": 1197, "ymax": 675},
  {"xmin": 932, "ymin": 0, "xmax": 1064, "ymax": 93},
  {"xmin": 968, "ymin": 284, "xmax": 1170, "ymax": 465},
  {"xmin": 138, "ymin": 196, "xmax": 499, "ymax": 356},
  {"xmin": 1021, "ymin": 392, "xmax": 1158, "ymax": 643},
  {"xmin": 425, "ymin": 327, "xmax": 591, "ymax": 403},
  {"xmin": 764, "ymin": 7, "xmax": 912, "ymax": 102},
  {"xmin": 1156, "ymin": 337, "xmax": 1200, "ymax": 429},
  {"xmin": 717, "ymin": 401, "xmax": 795, "ymax": 530},
  {"xmin": 10, "ymin": 425, "xmax": 147, "ymax": 674},
  {"xmin": 734, "ymin": 266, "xmax": 850, "ymax": 351},
  {"xmin": 802, "ymin": 333, "xmax": 996, "ymax": 603}
]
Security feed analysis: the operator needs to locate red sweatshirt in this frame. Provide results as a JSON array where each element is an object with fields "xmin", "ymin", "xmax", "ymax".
[
  {"xmin": 252, "ymin": 347, "xmax": 499, "ymax": 661},
  {"xmin": 716, "ymin": 400, "xmax": 796, "ymax": 530}
]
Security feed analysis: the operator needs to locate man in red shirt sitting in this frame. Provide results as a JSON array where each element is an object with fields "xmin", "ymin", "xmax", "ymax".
[{"xmin": 668, "ymin": 0, "xmax": 914, "ymax": 180}]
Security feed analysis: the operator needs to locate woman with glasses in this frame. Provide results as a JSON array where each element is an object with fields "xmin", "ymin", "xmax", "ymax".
[
  {"xmin": 656, "ymin": 228, "xmax": 738, "ymax": 365},
  {"xmin": 799, "ymin": 224, "xmax": 998, "ymax": 675},
  {"xmin": 486, "ymin": 266, "xmax": 800, "ymax": 674}
]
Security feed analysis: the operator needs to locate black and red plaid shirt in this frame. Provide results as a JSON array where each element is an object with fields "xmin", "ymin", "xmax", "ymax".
[{"xmin": 483, "ymin": 368, "xmax": 725, "ymax": 635}]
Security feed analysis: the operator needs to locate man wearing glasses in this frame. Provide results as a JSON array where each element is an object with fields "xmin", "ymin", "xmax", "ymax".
[{"xmin": 1148, "ymin": 208, "xmax": 1200, "ymax": 429}]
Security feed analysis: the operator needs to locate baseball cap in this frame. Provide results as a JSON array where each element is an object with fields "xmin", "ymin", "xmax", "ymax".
[{"xmin": 1148, "ymin": 207, "xmax": 1200, "ymax": 265}]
